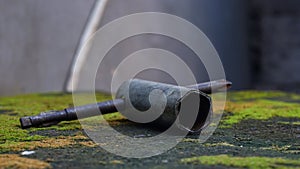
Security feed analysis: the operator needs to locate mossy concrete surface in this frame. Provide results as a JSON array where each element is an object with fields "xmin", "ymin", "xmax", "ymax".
[{"xmin": 0, "ymin": 91, "xmax": 299, "ymax": 168}]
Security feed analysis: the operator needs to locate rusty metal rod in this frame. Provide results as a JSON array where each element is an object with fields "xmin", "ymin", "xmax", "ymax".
[
  {"xmin": 188, "ymin": 79, "xmax": 232, "ymax": 94},
  {"xmin": 20, "ymin": 79, "xmax": 231, "ymax": 129}
]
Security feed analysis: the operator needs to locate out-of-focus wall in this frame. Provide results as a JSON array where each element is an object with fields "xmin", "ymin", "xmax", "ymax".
[
  {"xmin": 0, "ymin": 0, "xmax": 249, "ymax": 96},
  {"xmin": 0, "ymin": 0, "xmax": 94, "ymax": 95},
  {"xmin": 96, "ymin": 0, "xmax": 250, "ymax": 93},
  {"xmin": 250, "ymin": 0, "xmax": 300, "ymax": 92}
]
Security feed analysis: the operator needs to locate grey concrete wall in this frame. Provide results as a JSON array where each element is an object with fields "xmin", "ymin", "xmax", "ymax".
[
  {"xmin": 0, "ymin": 0, "xmax": 94, "ymax": 95},
  {"xmin": 0, "ymin": 0, "xmax": 249, "ymax": 96},
  {"xmin": 96, "ymin": 0, "xmax": 250, "ymax": 92},
  {"xmin": 251, "ymin": 0, "xmax": 300, "ymax": 92}
]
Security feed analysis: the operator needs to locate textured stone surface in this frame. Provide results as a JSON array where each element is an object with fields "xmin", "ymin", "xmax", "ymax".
[{"xmin": 0, "ymin": 91, "xmax": 299, "ymax": 168}]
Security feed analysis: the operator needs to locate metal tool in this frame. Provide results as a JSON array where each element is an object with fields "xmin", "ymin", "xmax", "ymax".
[{"xmin": 20, "ymin": 79, "xmax": 231, "ymax": 132}]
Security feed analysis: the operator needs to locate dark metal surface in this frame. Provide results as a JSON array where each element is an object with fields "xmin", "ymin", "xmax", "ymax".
[
  {"xmin": 188, "ymin": 79, "xmax": 232, "ymax": 94},
  {"xmin": 20, "ymin": 99, "xmax": 124, "ymax": 129},
  {"xmin": 20, "ymin": 79, "xmax": 231, "ymax": 129},
  {"xmin": 115, "ymin": 79, "xmax": 212, "ymax": 133}
]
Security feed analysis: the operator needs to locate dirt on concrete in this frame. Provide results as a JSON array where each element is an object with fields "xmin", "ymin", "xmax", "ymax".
[{"xmin": 0, "ymin": 91, "xmax": 299, "ymax": 169}]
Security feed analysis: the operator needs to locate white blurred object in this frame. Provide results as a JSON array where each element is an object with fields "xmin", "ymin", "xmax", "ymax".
[{"xmin": 21, "ymin": 150, "xmax": 35, "ymax": 156}]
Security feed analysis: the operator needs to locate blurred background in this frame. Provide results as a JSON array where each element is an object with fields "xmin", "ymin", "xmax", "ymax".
[{"xmin": 0, "ymin": 0, "xmax": 299, "ymax": 96}]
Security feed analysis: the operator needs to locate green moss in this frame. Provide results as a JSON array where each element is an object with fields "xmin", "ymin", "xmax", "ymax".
[
  {"xmin": 204, "ymin": 142, "xmax": 235, "ymax": 147},
  {"xmin": 260, "ymin": 145, "xmax": 300, "ymax": 154},
  {"xmin": 0, "ymin": 92, "xmax": 111, "ymax": 152},
  {"xmin": 0, "ymin": 93, "xmax": 71, "ymax": 144},
  {"xmin": 222, "ymin": 91, "xmax": 300, "ymax": 127},
  {"xmin": 227, "ymin": 90, "xmax": 300, "ymax": 102},
  {"xmin": 0, "ymin": 90, "xmax": 300, "ymax": 166},
  {"xmin": 180, "ymin": 155, "xmax": 300, "ymax": 169},
  {"xmin": 278, "ymin": 121, "xmax": 300, "ymax": 125}
]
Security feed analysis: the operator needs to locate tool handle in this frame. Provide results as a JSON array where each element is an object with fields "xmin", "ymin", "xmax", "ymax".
[
  {"xmin": 188, "ymin": 79, "xmax": 232, "ymax": 94},
  {"xmin": 20, "ymin": 99, "xmax": 124, "ymax": 129},
  {"xmin": 20, "ymin": 79, "xmax": 231, "ymax": 129}
]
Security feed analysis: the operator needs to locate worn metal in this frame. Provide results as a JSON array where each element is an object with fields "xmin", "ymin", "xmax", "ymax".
[
  {"xmin": 115, "ymin": 79, "xmax": 211, "ymax": 132},
  {"xmin": 188, "ymin": 79, "xmax": 232, "ymax": 94},
  {"xmin": 20, "ymin": 79, "xmax": 231, "ymax": 130},
  {"xmin": 20, "ymin": 99, "xmax": 124, "ymax": 129}
]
